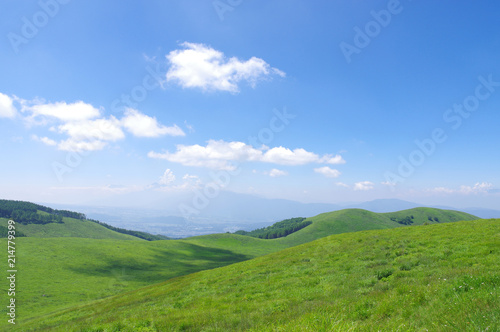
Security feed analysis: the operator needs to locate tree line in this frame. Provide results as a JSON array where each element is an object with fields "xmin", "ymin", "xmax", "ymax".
[
  {"xmin": 0, "ymin": 199, "xmax": 85, "ymax": 225},
  {"xmin": 86, "ymin": 218, "xmax": 170, "ymax": 241},
  {"xmin": 235, "ymin": 217, "xmax": 312, "ymax": 239}
]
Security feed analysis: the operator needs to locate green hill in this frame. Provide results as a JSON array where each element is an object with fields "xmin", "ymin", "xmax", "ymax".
[
  {"xmin": 231, "ymin": 207, "xmax": 478, "ymax": 248},
  {"xmin": 0, "ymin": 206, "xmax": 480, "ymax": 328},
  {"xmin": 0, "ymin": 217, "xmax": 141, "ymax": 240},
  {"xmin": 16, "ymin": 219, "xmax": 500, "ymax": 331}
]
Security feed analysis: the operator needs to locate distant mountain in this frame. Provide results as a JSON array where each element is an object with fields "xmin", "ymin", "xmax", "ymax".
[
  {"xmin": 195, "ymin": 191, "xmax": 340, "ymax": 222},
  {"xmin": 460, "ymin": 208, "xmax": 500, "ymax": 219},
  {"xmin": 342, "ymin": 199, "xmax": 422, "ymax": 212}
]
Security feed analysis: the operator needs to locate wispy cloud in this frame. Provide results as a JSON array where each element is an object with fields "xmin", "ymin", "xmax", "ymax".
[
  {"xmin": 31, "ymin": 135, "xmax": 57, "ymax": 146},
  {"xmin": 428, "ymin": 182, "xmax": 495, "ymax": 195},
  {"xmin": 266, "ymin": 168, "xmax": 288, "ymax": 177},
  {"xmin": 314, "ymin": 166, "xmax": 341, "ymax": 178},
  {"xmin": 159, "ymin": 169, "xmax": 176, "ymax": 186},
  {"xmin": 354, "ymin": 181, "xmax": 375, "ymax": 191},
  {"xmin": 166, "ymin": 42, "xmax": 285, "ymax": 93},
  {"xmin": 122, "ymin": 108, "xmax": 185, "ymax": 137}
]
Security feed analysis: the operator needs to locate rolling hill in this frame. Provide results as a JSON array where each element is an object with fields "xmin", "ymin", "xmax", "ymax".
[
  {"xmin": 0, "ymin": 205, "xmax": 479, "ymax": 328},
  {"xmin": 246, "ymin": 207, "xmax": 478, "ymax": 247},
  {"xmin": 0, "ymin": 217, "xmax": 141, "ymax": 240},
  {"xmin": 14, "ymin": 218, "xmax": 500, "ymax": 331}
]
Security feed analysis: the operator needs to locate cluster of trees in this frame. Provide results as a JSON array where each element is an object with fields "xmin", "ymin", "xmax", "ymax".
[
  {"xmin": 235, "ymin": 217, "xmax": 312, "ymax": 239},
  {"xmin": 428, "ymin": 216, "xmax": 439, "ymax": 222},
  {"xmin": 390, "ymin": 215, "xmax": 414, "ymax": 225},
  {"xmin": 86, "ymin": 219, "xmax": 169, "ymax": 241},
  {"xmin": 0, "ymin": 225, "xmax": 26, "ymax": 237},
  {"xmin": 0, "ymin": 200, "xmax": 86, "ymax": 225}
]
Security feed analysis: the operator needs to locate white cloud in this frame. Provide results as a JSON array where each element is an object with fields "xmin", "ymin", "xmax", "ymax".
[
  {"xmin": 58, "ymin": 117, "xmax": 124, "ymax": 142},
  {"xmin": 122, "ymin": 108, "xmax": 185, "ymax": 137},
  {"xmin": 429, "ymin": 182, "xmax": 494, "ymax": 195},
  {"xmin": 262, "ymin": 147, "xmax": 327, "ymax": 165},
  {"xmin": 0, "ymin": 93, "xmax": 17, "ymax": 118},
  {"xmin": 459, "ymin": 182, "xmax": 493, "ymax": 194},
  {"xmin": 148, "ymin": 140, "xmax": 261, "ymax": 170},
  {"xmin": 267, "ymin": 169, "xmax": 288, "ymax": 177},
  {"xmin": 29, "ymin": 101, "xmax": 101, "ymax": 122},
  {"xmin": 354, "ymin": 181, "xmax": 375, "ymax": 191},
  {"xmin": 166, "ymin": 42, "xmax": 285, "ymax": 93},
  {"xmin": 5, "ymin": 93, "xmax": 183, "ymax": 152},
  {"xmin": 58, "ymin": 139, "xmax": 107, "ymax": 152},
  {"xmin": 148, "ymin": 140, "xmax": 344, "ymax": 170},
  {"xmin": 32, "ymin": 135, "xmax": 57, "ymax": 146},
  {"xmin": 336, "ymin": 182, "xmax": 350, "ymax": 188},
  {"xmin": 55, "ymin": 116, "xmax": 125, "ymax": 152},
  {"xmin": 159, "ymin": 169, "xmax": 176, "ymax": 186},
  {"xmin": 314, "ymin": 166, "xmax": 341, "ymax": 178},
  {"xmin": 320, "ymin": 155, "xmax": 346, "ymax": 165}
]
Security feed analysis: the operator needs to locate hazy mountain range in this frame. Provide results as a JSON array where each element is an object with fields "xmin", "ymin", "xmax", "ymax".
[{"xmin": 45, "ymin": 191, "xmax": 500, "ymax": 238}]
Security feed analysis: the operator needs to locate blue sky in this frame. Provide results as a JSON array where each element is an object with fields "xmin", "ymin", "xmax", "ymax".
[{"xmin": 0, "ymin": 0, "xmax": 499, "ymax": 211}]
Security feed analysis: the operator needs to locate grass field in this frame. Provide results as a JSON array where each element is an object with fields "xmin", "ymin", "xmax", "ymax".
[
  {"xmin": 0, "ymin": 236, "xmax": 258, "ymax": 322},
  {"xmin": 14, "ymin": 219, "xmax": 500, "ymax": 331},
  {"xmin": 0, "ymin": 207, "xmax": 483, "ymax": 330}
]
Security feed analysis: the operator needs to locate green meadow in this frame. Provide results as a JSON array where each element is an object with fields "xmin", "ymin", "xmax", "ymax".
[
  {"xmin": 0, "ymin": 205, "xmax": 495, "ymax": 331},
  {"xmin": 13, "ymin": 219, "xmax": 500, "ymax": 331}
]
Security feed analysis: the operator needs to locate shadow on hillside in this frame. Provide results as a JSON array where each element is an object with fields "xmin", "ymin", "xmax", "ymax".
[{"xmin": 69, "ymin": 242, "xmax": 251, "ymax": 285}]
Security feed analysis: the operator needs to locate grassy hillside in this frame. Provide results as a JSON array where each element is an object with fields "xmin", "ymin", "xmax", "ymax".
[
  {"xmin": 0, "ymin": 237, "xmax": 253, "ymax": 321},
  {"xmin": 16, "ymin": 219, "xmax": 500, "ymax": 331},
  {"xmin": 0, "ymin": 207, "xmax": 479, "ymax": 329},
  {"xmin": 274, "ymin": 207, "xmax": 477, "ymax": 247},
  {"xmin": 0, "ymin": 217, "xmax": 141, "ymax": 240}
]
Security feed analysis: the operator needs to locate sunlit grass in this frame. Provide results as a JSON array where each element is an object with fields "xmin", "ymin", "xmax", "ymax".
[{"xmin": 14, "ymin": 219, "xmax": 499, "ymax": 331}]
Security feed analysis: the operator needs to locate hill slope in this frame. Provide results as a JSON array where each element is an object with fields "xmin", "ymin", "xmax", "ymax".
[
  {"xmin": 0, "ymin": 207, "xmax": 478, "ymax": 327},
  {"xmin": 0, "ymin": 217, "xmax": 141, "ymax": 240},
  {"xmin": 241, "ymin": 207, "xmax": 478, "ymax": 248},
  {"xmin": 17, "ymin": 219, "xmax": 500, "ymax": 331},
  {"xmin": 0, "ymin": 237, "xmax": 253, "ymax": 321}
]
